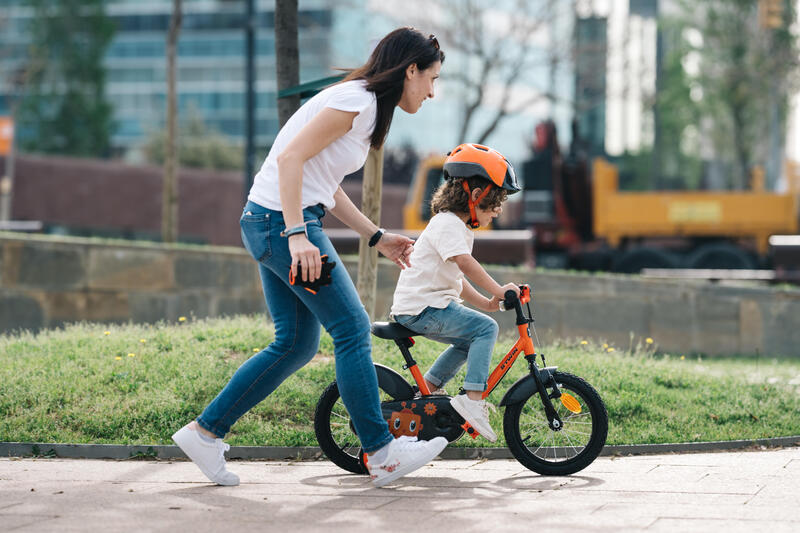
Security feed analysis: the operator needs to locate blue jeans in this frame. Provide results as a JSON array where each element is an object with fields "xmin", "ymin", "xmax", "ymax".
[
  {"xmin": 197, "ymin": 200, "xmax": 394, "ymax": 453},
  {"xmin": 394, "ymin": 301, "xmax": 499, "ymax": 392}
]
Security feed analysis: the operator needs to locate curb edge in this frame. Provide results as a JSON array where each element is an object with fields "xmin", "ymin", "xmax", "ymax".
[{"xmin": 2, "ymin": 436, "xmax": 799, "ymax": 461}]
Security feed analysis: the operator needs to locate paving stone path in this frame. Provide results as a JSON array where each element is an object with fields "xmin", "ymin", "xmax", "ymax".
[{"xmin": 1, "ymin": 447, "xmax": 798, "ymax": 532}]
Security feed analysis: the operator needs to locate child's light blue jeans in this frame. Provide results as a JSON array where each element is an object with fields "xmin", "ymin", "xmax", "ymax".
[
  {"xmin": 393, "ymin": 301, "xmax": 499, "ymax": 392},
  {"xmin": 196, "ymin": 201, "xmax": 394, "ymax": 454}
]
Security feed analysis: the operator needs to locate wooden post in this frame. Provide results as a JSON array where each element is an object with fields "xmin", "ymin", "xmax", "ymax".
[
  {"xmin": 357, "ymin": 146, "xmax": 383, "ymax": 320},
  {"xmin": 162, "ymin": 0, "xmax": 182, "ymax": 243}
]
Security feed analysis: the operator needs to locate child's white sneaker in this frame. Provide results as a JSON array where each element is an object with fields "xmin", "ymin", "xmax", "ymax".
[
  {"xmin": 450, "ymin": 394, "xmax": 498, "ymax": 442},
  {"xmin": 172, "ymin": 422, "xmax": 240, "ymax": 486},
  {"xmin": 366, "ymin": 435, "xmax": 448, "ymax": 487}
]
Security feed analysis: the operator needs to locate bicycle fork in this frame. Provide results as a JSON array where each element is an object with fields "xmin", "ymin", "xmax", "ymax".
[{"xmin": 526, "ymin": 354, "xmax": 565, "ymax": 431}]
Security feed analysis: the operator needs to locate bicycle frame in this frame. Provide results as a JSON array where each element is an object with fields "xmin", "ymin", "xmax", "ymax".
[
  {"xmin": 394, "ymin": 284, "xmax": 566, "ymax": 435},
  {"xmin": 483, "ymin": 285, "xmax": 536, "ymax": 399}
]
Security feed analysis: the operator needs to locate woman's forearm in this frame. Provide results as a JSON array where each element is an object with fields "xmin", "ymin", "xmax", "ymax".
[
  {"xmin": 276, "ymin": 153, "xmax": 305, "ymax": 228},
  {"xmin": 329, "ymin": 186, "xmax": 379, "ymax": 237}
]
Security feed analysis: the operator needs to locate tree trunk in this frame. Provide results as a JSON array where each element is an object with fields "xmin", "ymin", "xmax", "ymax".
[
  {"xmin": 162, "ymin": 0, "xmax": 181, "ymax": 243},
  {"xmin": 243, "ymin": 0, "xmax": 256, "ymax": 199},
  {"xmin": 357, "ymin": 147, "xmax": 383, "ymax": 321},
  {"xmin": 275, "ymin": 0, "xmax": 300, "ymax": 127}
]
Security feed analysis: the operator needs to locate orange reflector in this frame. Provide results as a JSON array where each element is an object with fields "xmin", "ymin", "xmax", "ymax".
[{"xmin": 560, "ymin": 393, "xmax": 581, "ymax": 413}]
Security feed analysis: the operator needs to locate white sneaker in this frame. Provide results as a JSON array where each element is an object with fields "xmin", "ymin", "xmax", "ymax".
[
  {"xmin": 172, "ymin": 422, "xmax": 240, "ymax": 486},
  {"xmin": 450, "ymin": 395, "xmax": 498, "ymax": 443},
  {"xmin": 366, "ymin": 435, "xmax": 448, "ymax": 487}
]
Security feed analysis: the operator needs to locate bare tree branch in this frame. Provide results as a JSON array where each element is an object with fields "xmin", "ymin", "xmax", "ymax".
[{"xmin": 379, "ymin": 0, "xmax": 569, "ymax": 146}]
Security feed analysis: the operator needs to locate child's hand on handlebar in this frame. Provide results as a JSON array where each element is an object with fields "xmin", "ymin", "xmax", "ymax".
[{"xmin": 498, "ymin": 283, "xmax": 520, "ymax": 300}]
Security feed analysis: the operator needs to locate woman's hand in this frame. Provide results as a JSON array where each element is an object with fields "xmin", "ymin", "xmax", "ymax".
[
  {"xmin": 375, "ymin": 232, "xmax": 415, "ymax": 269},
  {"xmin": 289, "ymin": 234, "xmax": 322, "ymax": 281}
]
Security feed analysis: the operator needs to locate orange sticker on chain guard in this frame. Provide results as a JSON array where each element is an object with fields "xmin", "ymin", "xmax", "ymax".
[{"xmin": 560, "ymin": 392, "xmax": 581, "ymax": 413}]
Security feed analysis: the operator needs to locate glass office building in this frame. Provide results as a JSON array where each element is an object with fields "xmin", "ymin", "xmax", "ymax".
[
  {"xmin": 0, "ymin": 0, "xmax": 571, "ymax": 164},
  {"xmin": 0, "ymin": 0, "xmax": 346, "ymax": 155}
]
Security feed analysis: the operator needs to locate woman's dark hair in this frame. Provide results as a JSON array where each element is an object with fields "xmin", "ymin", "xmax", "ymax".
[
  {"xmin": 430, "ymin": 177, "xmax": 508, "ymax": 221},
  {"xmin": 343, "ymin": 27, "xmax": 444, "ymax": 149}
]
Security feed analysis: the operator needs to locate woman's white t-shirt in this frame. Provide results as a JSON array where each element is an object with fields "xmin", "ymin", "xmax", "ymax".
[
  {"xmin": 248, "ymin": 80, "xmax": 377, "ymax": 210},
  {"xmin": 390, "ymin": 211, "xmax": 474, "ymax": 317}
]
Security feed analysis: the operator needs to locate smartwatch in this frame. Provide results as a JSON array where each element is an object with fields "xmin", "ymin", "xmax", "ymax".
[{"xmin": 368, "ymin": 228, "xmax": 385, "ymax": 247}]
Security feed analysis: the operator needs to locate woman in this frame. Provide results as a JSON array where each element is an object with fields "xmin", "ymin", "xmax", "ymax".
[{"xmin": 173, "ymin": 27, "xmax": 448, "ymax": 488}]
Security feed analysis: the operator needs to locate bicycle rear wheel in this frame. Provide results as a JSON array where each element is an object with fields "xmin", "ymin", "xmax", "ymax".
[
  {"xmin": 503, "ymin": 372, "xmax": 607, "ymax": 475},
  {"xmin": 314, "ymin": 381, "xmax": 367, "ymax": 474},
  {"xmin": 314, "ymin": 379, "xmax": 409, "ymax": 474}
]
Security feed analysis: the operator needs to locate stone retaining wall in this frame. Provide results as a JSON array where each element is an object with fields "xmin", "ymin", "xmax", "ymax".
[{"xmin": 2, "ymin": 233, "xmax": 799, "ymax": 356}]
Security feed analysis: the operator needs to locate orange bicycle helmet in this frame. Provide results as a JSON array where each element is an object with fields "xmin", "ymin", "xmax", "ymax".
[
  {"xmin": 443, "ymin": 143, "xmax": 520, "ymax": 193},
  {"xmin": 443, "ymin": 143, "xmax": 520, "ymax": 227}
]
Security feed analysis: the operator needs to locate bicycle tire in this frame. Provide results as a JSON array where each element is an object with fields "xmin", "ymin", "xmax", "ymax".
[
  {"xmin": 503, "ymin": 372, "xmax": 608, "ymax": 476},
  {"xmin": 314, "ymin": 381, "xmax": 367, "ymax": 474},
  {"xmin": 315, "ymin": 376, "xmax": 415, "ymax": 475}
]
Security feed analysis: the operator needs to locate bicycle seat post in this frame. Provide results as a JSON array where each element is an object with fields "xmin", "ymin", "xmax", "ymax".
[{"xmin": 394, "ymin": 337, "xmax": 431, "ymax": 396}]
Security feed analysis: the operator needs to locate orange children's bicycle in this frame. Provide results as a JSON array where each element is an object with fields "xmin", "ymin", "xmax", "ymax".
[{"xmin": 314, "ymin": 284, "xmax": 609, "ymax": 476}]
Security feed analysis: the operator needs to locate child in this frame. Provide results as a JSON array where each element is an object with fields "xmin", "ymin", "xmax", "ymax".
[{"xmin": 390, "ymin": 143, "xmax": 521, "ymax": 442}]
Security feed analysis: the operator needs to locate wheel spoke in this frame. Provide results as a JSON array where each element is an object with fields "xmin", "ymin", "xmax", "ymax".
[{"xmin": 509, "ymin": 378, "xmax": 605, "ymax": 467}]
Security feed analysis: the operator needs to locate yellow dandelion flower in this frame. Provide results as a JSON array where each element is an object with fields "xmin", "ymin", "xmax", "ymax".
[
  {"xmin": 607, "ymin": 348, "xmax": 615, "ymax": 352},
  {"xmin": 127, "ymin": 353, "xmax": 136, "ymax": 358},
  {"xmin": 140, "ymin": 339, "xmax": 146, "ymax": 343},
  {"xmin": 115, "ymin": 356, "xmax": 122, "ymax": 360},
  {"xmin": 602, "ymin": 343, "xmax": 608, "ymax": 349},
  {"xmin": 646, "ymin": 337, "xmax": 654, "ymax": 344},
  {"xmin": 104, "ymin": 331, "xmax": 111, "ymax": 335},
  {"xmin": 253, "ymin": 348, "xmax": 259, "ymax": 352},
  {"xmin": 680, "ymin": 355, "xmax": 685, "ymax": 360},
  {"xmin": 178, "ymin": 316, "xmax": 187, "ymax": 322},
  {"xmin": 580, "ymin": 340, "xmax": 588, "ymax": 345}
]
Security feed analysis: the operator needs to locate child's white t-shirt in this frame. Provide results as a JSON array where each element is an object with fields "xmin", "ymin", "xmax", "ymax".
[
  {"xmin": 391, "ymin": 211, "xmax": 474, "ymax": 317},
  {"xmin": 248, "ymin": 80, "xmax": 377, "ymax": 210}
]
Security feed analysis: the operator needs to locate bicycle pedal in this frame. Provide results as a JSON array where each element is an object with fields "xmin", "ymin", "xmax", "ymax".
[{"xmin": 461, "ymin": 421, "xmax": 480, "ymax": 440}]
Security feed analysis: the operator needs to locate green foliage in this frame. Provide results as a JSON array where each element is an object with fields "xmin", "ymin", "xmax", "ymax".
[
  {"xmin": 665, "ymin": 0, "xmax": 800, "ymax": 188},
  {"xmin": 141, "ymin": 107, "xmax": 244, "ymax": 170},
  {"xmin": 17, "ymin": 0, "xmax": 115, "ymax": 157},
  {"xmin": 650, "ymin": 19, "xmax": 704, "ymax": 189},
  {"xmin": 1, "ymin": 316, "xmax": 798, "ymax": 447}
]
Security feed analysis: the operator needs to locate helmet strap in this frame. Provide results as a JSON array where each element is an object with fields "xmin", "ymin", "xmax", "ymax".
[{"xmin": 462, "ymin": 181, "xmax": 492, "ymax": 229}]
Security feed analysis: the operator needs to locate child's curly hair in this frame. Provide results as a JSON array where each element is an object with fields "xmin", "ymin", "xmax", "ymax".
[{"xmin": 430, "ymin": 176, "xmax": 508, "ymax": 218}]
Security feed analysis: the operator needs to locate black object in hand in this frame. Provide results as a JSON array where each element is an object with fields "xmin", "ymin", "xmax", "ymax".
[{"xmin": 289, "ymin": 254, "xmax": 336, "ymax": 294}]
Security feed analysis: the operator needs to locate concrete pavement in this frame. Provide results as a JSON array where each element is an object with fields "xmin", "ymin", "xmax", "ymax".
[{"xmin": 1, "ymin": 447, "xmax": 798, "ymax": 532}]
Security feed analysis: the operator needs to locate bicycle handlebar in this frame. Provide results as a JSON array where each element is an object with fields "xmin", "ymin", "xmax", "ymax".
[{"xmin": 500, "ymin": 284, "xmax": 531, "ymax": 312}]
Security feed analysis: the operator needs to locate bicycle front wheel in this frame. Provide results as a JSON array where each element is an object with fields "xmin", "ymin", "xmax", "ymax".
[{"xmin": 503, "ymin": 372, "xmax": 608, "ymax": 476}]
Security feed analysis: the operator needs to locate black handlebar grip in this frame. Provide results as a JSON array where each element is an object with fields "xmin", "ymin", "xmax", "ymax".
[{"xmin": 502, "ymin": 290, "xmax": 518, "ymax": 310}]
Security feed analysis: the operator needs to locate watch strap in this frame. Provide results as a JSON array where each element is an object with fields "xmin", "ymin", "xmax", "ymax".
[
  {"xmin": 281, "ymin": 224, "xmax": 307, "ymax": 238},
  {"xmin": 368, "ymin": 228, "xmax": 385, "ymax": 247}
]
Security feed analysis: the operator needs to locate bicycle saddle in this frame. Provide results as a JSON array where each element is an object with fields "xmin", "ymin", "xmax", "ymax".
[{"xmin": 371, "ymin": 321, "xmax": 419, "ymax": 340}]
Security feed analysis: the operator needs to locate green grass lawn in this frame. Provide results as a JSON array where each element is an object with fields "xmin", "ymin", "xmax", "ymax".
[{"xmin": 1, "ymin": 315, "xmax": 798, "ymax": 447}]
